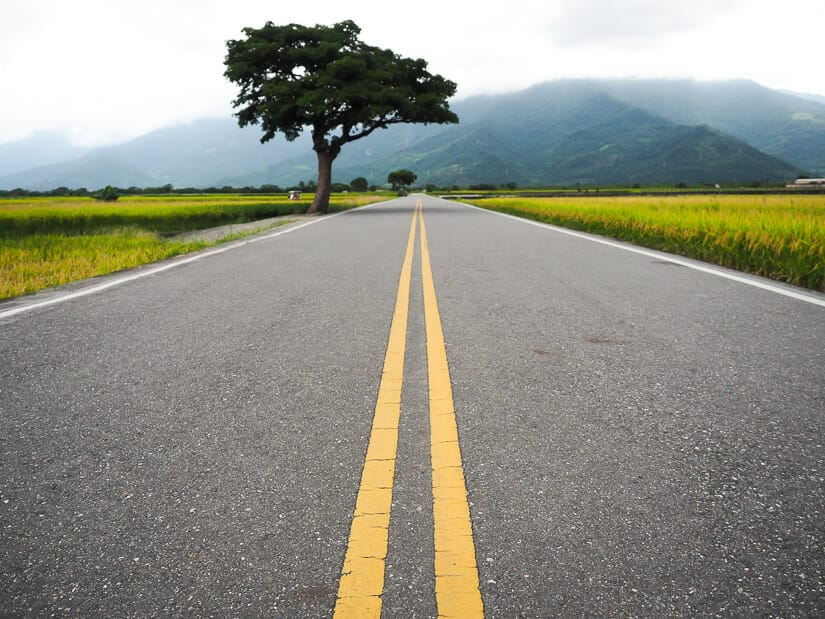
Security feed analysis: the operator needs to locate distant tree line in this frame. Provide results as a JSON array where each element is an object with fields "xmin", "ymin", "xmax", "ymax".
[
  {"xmin": 2, "ymin": 179, "xmax": 795, "ymax": 199},
  {"xmin": 0, "ymin": 177, "xmax": 382, "ymax": 198}
]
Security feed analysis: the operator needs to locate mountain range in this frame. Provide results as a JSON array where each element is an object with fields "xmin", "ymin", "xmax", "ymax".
[{"xmin": 1, "ymin": 79, "xmax": 822, "ymax": 191}]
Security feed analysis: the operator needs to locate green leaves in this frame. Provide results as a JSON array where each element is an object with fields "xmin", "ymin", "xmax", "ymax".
[
  {"xmin": 224, "ymin": 20, "xmax": 457, "ymax": 211},
  {"xmin": 388, "ymin": 169, "xmax": 417, "ymax": 190},
  {"xmin": 224, "ymin": 20, "xmax": 458, "ymax": 151}
]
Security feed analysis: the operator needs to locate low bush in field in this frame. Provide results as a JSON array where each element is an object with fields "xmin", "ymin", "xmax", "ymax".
[{"xmin": 470, "ymin": 195, "xmax": 825, "ymax": 292}]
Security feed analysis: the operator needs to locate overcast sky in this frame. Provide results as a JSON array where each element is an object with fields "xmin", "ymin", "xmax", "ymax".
[{"xmin": 1, "ymin": 0, "xmax": 822, "ymax": 146}]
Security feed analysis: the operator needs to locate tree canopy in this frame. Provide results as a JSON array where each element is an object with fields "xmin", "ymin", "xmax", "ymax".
[
  {"xmin": 224, "ymin": 20, "xmax": 458, "ymax": 213},
  {"xmin": 94, "ymin": 185, "xmax": 119, "ymax": 202},
  {"xmin": 388, "ymin": 169, "xmax": 417, "ymax": 190}
]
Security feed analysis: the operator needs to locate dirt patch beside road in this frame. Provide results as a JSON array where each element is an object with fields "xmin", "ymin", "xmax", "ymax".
[{"xmin": 171, "ymin": 214, "xmax": 314, "ymax": 243}]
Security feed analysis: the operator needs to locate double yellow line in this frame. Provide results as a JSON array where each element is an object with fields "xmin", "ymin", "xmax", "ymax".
[{"xmin": 334, "ymin": 200, "xmax": 484, "ymax": 618}]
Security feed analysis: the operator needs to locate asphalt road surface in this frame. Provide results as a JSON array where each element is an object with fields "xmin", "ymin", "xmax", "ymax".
[{"xmin": 1, "ymin": 195, "xmax": 824, "ymax": 617}]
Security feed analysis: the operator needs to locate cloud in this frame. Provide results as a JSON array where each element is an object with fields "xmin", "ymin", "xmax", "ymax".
[
  {"xmin": 549, "ymin": 0, "xmax": 748, "ymax": 48},
  {"xmin": 0, "ymin": 0, "xmax": 823, "ymax": 146},
  {"xmin": 0, "ymin": 0, "xmax": 238, "ymax": 145}
]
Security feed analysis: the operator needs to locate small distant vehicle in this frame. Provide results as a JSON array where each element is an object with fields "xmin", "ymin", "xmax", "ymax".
[{"xmin": 288, "ymin": 190, "xmax": 302, "ymax": 200}]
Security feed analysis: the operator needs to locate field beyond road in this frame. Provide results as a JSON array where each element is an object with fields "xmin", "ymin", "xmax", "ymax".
[
  {"xmin": 3, "ymin": 192, "xmax": 824, "ymax": 301},
  {"xmin": 0, "ymin": 193, "xmax": 386, "ymax": 300},
  {"xmin": 468, "ymin": 194, "xmax": 825, "ymax": 292}
]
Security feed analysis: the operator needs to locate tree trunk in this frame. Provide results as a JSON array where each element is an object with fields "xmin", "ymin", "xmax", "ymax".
[{"xmin": 308, "ymin": 150, "xmax": 334, "ymax": 214}]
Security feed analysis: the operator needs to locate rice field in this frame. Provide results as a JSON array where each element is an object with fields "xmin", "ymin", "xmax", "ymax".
[
  {"xmin": 0, "ymin": 193, "xmax": 384, "ymax": 236},
  {"xmin": 468, "ymin": 194, "xmax": 825, "ymax": 292},
  {"xmin": 0, "ymin": 193, "xmax": 387, "ymax": 300}
]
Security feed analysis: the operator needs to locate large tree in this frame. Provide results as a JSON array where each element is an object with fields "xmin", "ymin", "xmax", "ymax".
[
  {"xmin": 224, "ymin": 20, "xmax": 458, "ymax": 213},
  {"xmin": 388, "ymin": 169, "xmax": 417, "ymax": 191}
]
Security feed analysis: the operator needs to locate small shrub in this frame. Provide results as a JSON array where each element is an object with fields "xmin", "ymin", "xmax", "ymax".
[{"xmin": 94, "ymin": 185, "xmax": 119, "ymax": 202}]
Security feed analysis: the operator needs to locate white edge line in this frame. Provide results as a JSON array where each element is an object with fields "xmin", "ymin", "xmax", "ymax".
[
  {"xmin": 0, "ymin": 210, "xmax": 352, "ymax": 320},
  {"xmin": 458, "ymin": 201, "xmax": 825, "ymax": 309}
]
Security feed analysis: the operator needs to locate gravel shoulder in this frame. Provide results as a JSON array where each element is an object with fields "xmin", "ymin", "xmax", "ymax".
[{"xmin": 171, "ymin": 213, "xmax": 314, "ymax": 243}]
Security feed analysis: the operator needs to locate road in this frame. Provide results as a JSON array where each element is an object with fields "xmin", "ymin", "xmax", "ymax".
[{"xmin": 1, "ymin": 195, "xmax": 824, "ymax": 617}]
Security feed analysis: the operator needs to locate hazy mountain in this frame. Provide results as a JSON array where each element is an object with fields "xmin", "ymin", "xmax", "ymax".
[
  {"xmin": 327, "ymin": 92, "xmax": 801, "ymax": 186},
  {"xmin": 580, "ymin": 79, "xmax": 825, "ymax": 174},
  {"xmin": 0, "ymin": 151, "xmax": 163, "ymax": 190},
  {"xmin": 0, "ymin": 120, "xmax": 311, "ymax": 190},
  {"xmin": 0, "ymin": 79, "xmax": 818, "ymax": 190},
  {"xmin": 95, "ymin": 119, "xmax": 313, "ymax": 186},
  {"xmin": 0, "ymin": 132, "xmax": 90, "ymax": 177},
  {"xmin": 217, "ymin": 80, "xmax": 823, "ymax": 186},
  {"xmin": 780, "ymin": 89, "xmax": 825, "ymax": 106}
]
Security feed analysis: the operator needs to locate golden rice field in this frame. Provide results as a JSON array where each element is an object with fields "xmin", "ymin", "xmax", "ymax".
[
  {"xmin": 0, "ymin": 193, "xmax": 386, "ymax": 300},
  {"xmin": 468, "ymin": 194, "xmax": 825, "ymax": 292},
  {"xmin": 3, "ymin": 192, "xmax": 823, "ymax": 301}
]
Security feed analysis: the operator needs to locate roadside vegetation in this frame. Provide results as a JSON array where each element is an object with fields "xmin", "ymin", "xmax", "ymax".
[
  {"xmin": 468, "ymin": 194, "xmax": 825, "ymax": 292},
  {"xmin": 0, "ymin": 193, "xmax": 386, "ymax": 300},
  {"xmin": 4, "ymin": 187, "xmax": 823, "ymax": 301}
]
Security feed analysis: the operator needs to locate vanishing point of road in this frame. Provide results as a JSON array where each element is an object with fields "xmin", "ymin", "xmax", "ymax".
[{"xmin": 1, "ymin": 195, "xmax": 824, "ymax": 617}]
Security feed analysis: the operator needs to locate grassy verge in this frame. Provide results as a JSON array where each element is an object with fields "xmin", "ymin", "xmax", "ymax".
[
  {"xmin": 467, "ymin": 194, "xmax": 825, "ymax": 292},
  {"xmin": 0, "ymin": 193, "xmax": 387, "ymax": 300}
]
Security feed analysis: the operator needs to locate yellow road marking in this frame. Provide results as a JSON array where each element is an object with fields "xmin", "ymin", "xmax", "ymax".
[
  {"xmin": 335, "ymin": 199, "xmax": 484, "ymax": 617},
  {"xmin": 334, "ymin": 205, "xmax": 419, "ymax": 618},
  {"xmin": 419, "ymin": 200, "xmax": 485, "ymax": 618}
]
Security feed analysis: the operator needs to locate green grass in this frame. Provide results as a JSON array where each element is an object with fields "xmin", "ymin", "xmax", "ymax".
[
  {"xmin": 468, "ymin": 194, "xmax": 825, "ymax": 292},
  {"xmin": 0, "ymin": 193, "xmax": 387, "ymax": 300}
]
